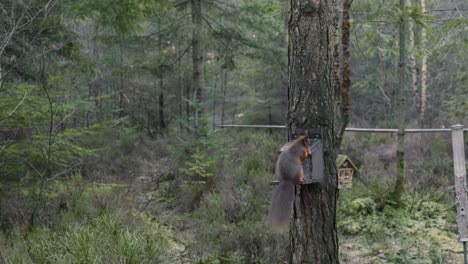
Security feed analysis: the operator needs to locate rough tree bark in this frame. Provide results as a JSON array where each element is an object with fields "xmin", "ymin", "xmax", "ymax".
[
  {"xmin": 192, "ymin": 0, "xmax": 204, "ymax": 126},
  {"xmin": 177, "ymin": 44, "xmax": 183, "ymax": 117},
  {"xmin": 408, "ymin": 0, "xmax": 420, "ymax": 117},
  {"xmin": 221, "ymin": 70, "xmax": 227, "ymax": 125},
  {"xmin": 336, "ymin": 0, "xmax": 352, "ymax": 149},
  {"xmin": 157, "ymin": 21, "xmax": 166, "ymax": 130},
  {"xmin": 390, "ymin": 0, "xmax": 407, "ymax": 204},
  {"xmin": 419, "ymin": 0, "xmax": 427, "ymax": 127},
  {"xmin": 212, "ymin": 72, "xmax": 218, "ymax": 128},
  {"xmin": 158, "ymin": 81, "xmax": 165, "ymax": 130},
  {"xmin": 288, "ymin": 0, "xmax": 339, "ymax": 263},
  {"xmin": 118, "ymin": 40, "xmax": 125, "ymax": 118}
]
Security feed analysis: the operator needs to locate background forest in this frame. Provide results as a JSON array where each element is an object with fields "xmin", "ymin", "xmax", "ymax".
[{"xmin": 0, "ymin": 0, "xmax": 466, "ymax": 263}]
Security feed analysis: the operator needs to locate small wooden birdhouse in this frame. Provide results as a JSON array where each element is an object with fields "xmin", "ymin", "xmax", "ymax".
[{"xmin": 337, "ymin": 155, "xmax": 358, "ymax": 189}]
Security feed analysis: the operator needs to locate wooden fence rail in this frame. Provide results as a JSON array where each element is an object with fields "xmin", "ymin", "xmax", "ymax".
[{"xmin": 215, "ymin": 124, "xmax": 468, "ymax": 133}]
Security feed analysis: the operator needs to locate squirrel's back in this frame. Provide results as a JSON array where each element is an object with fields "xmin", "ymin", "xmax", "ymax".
[
  {"xmin": 276, "ymin": 151, "xmax": 301, "ymax": 182},
  {"xmin": 269, "ymin": 135, "xmax": 310, "ymax": 230}
]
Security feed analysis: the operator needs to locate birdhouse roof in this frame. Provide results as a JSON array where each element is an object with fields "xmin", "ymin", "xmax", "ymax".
[{"xmin": 337, "ymin": 154, "xmax": 358, "ymax": 170}]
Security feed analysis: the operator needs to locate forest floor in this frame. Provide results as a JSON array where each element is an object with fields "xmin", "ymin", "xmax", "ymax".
[
  {"xmin": 0, "ymin": 132, "xmax": 465, "ymax": 263},
  {"xmin": 130, "ymin": 155, "xmax": 465, "ymax": 263},
  {"xmin": 0, "ymin": 167, "xmax": 464, "ymax": 263}
]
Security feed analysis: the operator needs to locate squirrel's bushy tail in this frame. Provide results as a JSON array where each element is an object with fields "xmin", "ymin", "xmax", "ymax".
[{"xmin": 269, "ymin": 181, "xmax": 295, "ymax": 230}]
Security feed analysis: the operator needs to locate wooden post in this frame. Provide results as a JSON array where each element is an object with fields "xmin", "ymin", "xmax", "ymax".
[{"xmin": 451, "ymin": 124, "xmax": 468, "ymax": 241}]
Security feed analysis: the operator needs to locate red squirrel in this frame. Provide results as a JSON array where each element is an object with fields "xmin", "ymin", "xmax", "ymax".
[{"xmin": 269, "ymin": 135, "xmax": 311, "ymax": 230}]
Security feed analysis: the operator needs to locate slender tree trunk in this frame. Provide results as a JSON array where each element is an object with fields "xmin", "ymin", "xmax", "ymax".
[
  {"xmin": 186, "ymin": 72, "xmax": 191, "ymax": 124},
  {"xmin": 221, "ymin": 70, "xmax": 227, "ymax": 125},
  {"xmin": 159, "ymin": 81, "xmax": 165, "ymax": 130},
  {"xmin": 268, "ymin": 102, "xmax": 272, "ymax": 134},
  {"xmin": 118, "ymin": 40, "xmax": 125, "ymax": 118},
  {"xmin": 420, "ymin": 0, "xmax": 427, "ymax": 127},
  {"xmin": 192, "ymin": 0, "xmax": 204, "ymax": 127},
  {"xmin": 212, "ymin": 72, "xmax": 219, "ymax": 128},
  {"xmin": 336, "ymin": 0, "xmax": 352, "ymax": 149},
  {"xmin": 408, "ymin": 0, "xmax": 419, "ymax": 118},
  {"xmin": 288, "ymin": 0, "xmax": 338, "ymax": 263},
  {"xmin": 378, "ymin": 50, "xmax": 392, "ymax": 111},
  {"xmin": 93, "ymin": 25, "xmax": 102, "ymax": 122},
  {"xmin": 157, "ymin": 22, "xmax": 166, "ymax": 130},
  {"xmin": 390, "ymin": 0, "xmax": 407, "ymax": 204},
  {"xmin": 30, "ymin": 77, "xmax": 53, "ymax": 228},
  {"xmin": 177, "ymin": 44, "xmax": 183, "ymax": 117}
]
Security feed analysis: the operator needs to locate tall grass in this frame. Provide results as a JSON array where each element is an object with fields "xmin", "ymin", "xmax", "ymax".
[{"xmin": 1, "ymin": 213, "xmax": 168, "ymax": 264}]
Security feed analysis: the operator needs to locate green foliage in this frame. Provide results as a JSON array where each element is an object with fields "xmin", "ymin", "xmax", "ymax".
[
  {"xmin": 171, "ymin": 131, "xmax": 287, "ymax": 262},
  {"xmin": 243, "ymin": 155, "xmax": 263, "ymax": 174},
  {"xmin": 189, "ymin": 190, "xmax": 282, "ymax": 263},
  {"xmin": 72, "ymin": 0, "xmax": 169, "ymax": 36},
  {"xmin": 195, "ymin": 253, "xmax": 246, "ymax": 264},
  {"xmin": 0, "ymin": 60, "xmax": 131, "ymax": 177},
  {"xmin": 442, "ymin": 90, "xmax": 468, "ymax": 124},
  {"xmin": 0, "ymin": 176, "xmax": 175, "ymax": 263},
  {"xmin": 168, "ymin": 120, "xmax": 230, "ymax": 180},
  {"xmin": 180, "ymin": 152, "xmax": 215, "ymax": 178},
  {"xmin": 1, "ymin": 0, "xmax": 465, "ymax": 262},
  {"xmin": 350, "ymin": 0, "xmax": 466, "ymax": 126},
  {"xmin": 350, "ymin": 197, "xmax": 376, "ymax": 216},
  {"xmin": 0, "ymin": 120, "xmax": 106, "ymax": 179},
  {"xmin": 56, "ymin": 174, "xmax": 126, "ymax": 220},
  {"xmin": 2, "ymin": 213, "xmax": 168, "ymax": 263},
  {"xmin": 338, "ymin": 182, "xmax": 459, "ymax": 261}
]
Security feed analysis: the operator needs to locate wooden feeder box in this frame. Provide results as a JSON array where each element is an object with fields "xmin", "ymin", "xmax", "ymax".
[{"xmin": 337, "ymin": 155, "xmax": 357, "ymax": 189}]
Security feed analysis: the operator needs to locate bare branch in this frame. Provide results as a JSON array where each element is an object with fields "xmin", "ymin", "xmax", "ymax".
[
  {"xmin": 0, "ymin": 88, "xmax": 32, "ymax": 126},
  {"xmin": 46, "ymin": 167, "xmax": 75, "ymax": 182},
  {"xmin": 0, "ymin": 3, "xmax": 8, "ymax": 17},
  {"xmin": 170, "ymin": 43, "xmax": 192, "ymax": 65},
  {"xmin": 0, "ymin": 140, "xmax": 13, "ymax": 155},
  {"xmin": 25, "ymin": 160, "xmax": 44, "ymax": 178},
  {"xmin": 52, "ymin": 108, "xmax": 76, "ymax": 133},
  {"xmin": 377, "ymin": 85, "xmax": 392, "ymax": 106},
  {"xmin": 0, "ymin": 26, "xmax": 16, "ymax": 57}
]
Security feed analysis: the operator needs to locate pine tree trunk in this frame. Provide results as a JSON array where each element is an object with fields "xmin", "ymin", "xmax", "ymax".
[
  {"xmin": 390, "ymin": 0, "xmax": 407, "ymax": 204},
  {"xmin": 221, "ymin": 70, "xmax": 227, "ymax": 125},
  {"xmin": 186, "ymin": 72, "xmax": 191, "ymax": 124},
  {"xmin": 118, "ymin": 40, "xmax": 125, "ymax": 118},
  {"xmin": 157, "ymin": 23, "xmax": 166, "ymax": 130},
  {"xmin": 159, "ymin": 83, "xmax": 165, "ymax": 130},
  {"xmin": 336, "ymin": 0, "xmax": 352, "ymax": 149},
  {"xmin": 288, "ymin": 0, "xmax": 339, "ymax": 263},
  {"xmin": 212, "ymin": 72, "xmax": 218, "ymax": 128},
  {"xmin": 192, "ymin": 0, "xmax": 204, "ymax": 126},
  {"xmin": 408, "ymin": 0, "xmax": 420, "ymax": 118},
  {"xmin": 420, "ymin": 0, "xmax": 427, "ymax": 127},
  {"xmin": 177, "ymin": 44, "xmax": 183, "ymax": 117}
]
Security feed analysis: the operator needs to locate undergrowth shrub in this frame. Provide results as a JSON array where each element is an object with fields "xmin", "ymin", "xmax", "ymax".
[
  {"xmin": 189, "ymin": 191, "xmax": 285, "ymax": 263},
  {"xmin": 56, "ymin": 174, "xmax": 129, "ymax": 226},
  {"xmin": 0, "ymin": 82, "xmax": 94, "ymax": 180},
  {"xmin": 338, "ymin": 181, "xmax": 459, "ymax": 262},
  {"xmin": 166, "ymin": 121, "xmax": 233, "ymax": 210},
  {"xmin": 82, "ymin": 118, "xmax": 145, "ymax": 181},
  {"xmin": 179, "ymin": 130, "xmax": 287, "ymax": 262},
  {"xmin": 2, "ymin": 213, "xmax": 168, "ymax": 263},
  {"xmin": 0, "ymin": 123, "xmax": 104, "ymax": 181},
  {"xmin": 194, "ymin": 253, "xmax": 246, "ymax": 264}
]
